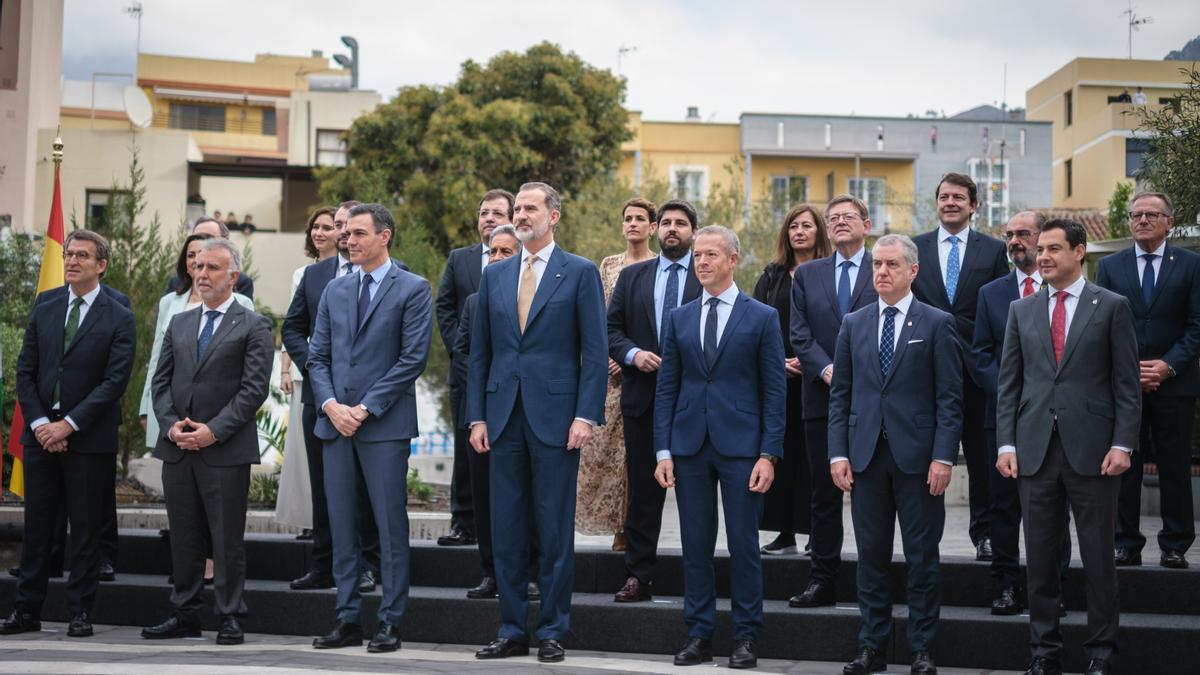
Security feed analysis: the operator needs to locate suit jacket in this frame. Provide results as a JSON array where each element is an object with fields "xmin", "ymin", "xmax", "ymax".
[
  {"xmin": 151, "ymin": 300, "xmax": 274, "ymax": 466},
  {"xmin": 789, "ymin": 251, "xmax": 878, "ymax": 420},
  {"xmin": 607, "ymin": 255, "xmax": 702, "ymax": 418},
  {"xmin": 972, "ymin": 272, "xmax": 1022, "ymax": 430},
  {"xmin": 308, "ymin": 260, "xmax": 432, "ymax": 442},
  {"xmin": 1096, "ymin": 244, "xmax": 1200, "ymax": 397},
  {"xmin": 466, "ymin": 244, "xmax": 608, "ymax": 447},
  {"xmin": 16, "ymin": 286, "xmax": 137, "ymax": 452},
  {"xmin": 911, "ymin": 228, "xmax": 1008, "ymax": 383},
  {"xmin": 36, "ymin": 284, "xmax": 131, "ymax": 310},
  {"xmin": 451, "ymin": 293, "xmax": 478, "ymax": 426},
  {"xmin": 995, "ymin": 281, "xmax": 1141, "ymax": 476},
  {"xmin": 436, "ymin": 243, "xmax": 485, "ymax": 369},
  {"xmin": 827, "ymin": 297, "xmax": 963, "ymax": 474},
  {"xmin": 653, "ymin": 292, "xmax": 787, "ymax": 459}
]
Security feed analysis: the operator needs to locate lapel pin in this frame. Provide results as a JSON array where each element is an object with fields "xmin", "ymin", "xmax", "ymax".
[
  {"xmin": 555, "ymin": 273, "xmax": 562, "ymax": 278},
  {"xmin": 1169, "ymin": 256, "xmax": 1175, "ymax": 261},
  {"xmin": 1092, "ymin": 299, "xmax": 1098, "ymax": 305},
  {"xmin": 907, "ymin": 321, "xmax": 913, "ymax": 326}
]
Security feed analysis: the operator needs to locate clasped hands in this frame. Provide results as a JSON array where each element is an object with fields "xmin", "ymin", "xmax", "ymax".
[
  {"xmin": 324, "ymin": 401, "xmax": 369, "ymax": 437},
  {"xmin": 170, "ymin": 418, "xmax": 217, "ymax": 451},
  {"xmin": 35, "ymin": 420, "xmax": 73, "ymax": 453}
]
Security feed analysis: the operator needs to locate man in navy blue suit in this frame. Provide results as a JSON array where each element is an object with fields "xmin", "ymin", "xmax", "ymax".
[
  {"xmin": 1097, "ymin": 191, "xmax": 1200, "ymax": 570},
  {"xmin": 829, "ymin": 234, "xmax": 963, "ymax": 675},
  {"xmin": 653, "ymin": 225, "xmax": 786, "ymax": 670},
  {"xmin": 788, "ymin": 194, "xmax": 878, "ymax": 608},
  {"xmin": 468, "ymin": 182, "xmax": 608, "ymax": 664},
  {"xmin": 911, "ymin": 173, "xmax": 1008, "ymax": 561}
]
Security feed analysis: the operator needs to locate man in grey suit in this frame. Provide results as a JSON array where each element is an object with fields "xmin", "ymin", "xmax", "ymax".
[
  {"xmin": 996, "ymin": 219, "xmax": 1140, "ymax": 675},
  {"xmin": 143, "ymin": 238, "xmax": 274, "ymax": 646},
  {"xmin": 308, "ymin": 203, "xmax": 432, "ymax": 653}
]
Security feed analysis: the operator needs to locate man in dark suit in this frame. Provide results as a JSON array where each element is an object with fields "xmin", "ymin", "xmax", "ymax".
[
  {"xmin": 973, "ymin": 212, "xmax": 1072, "ymax": 615},
  {"xmin": 308, "ymin": 204, "xmax": 432, "ymax": 653},
  {"xmin": 829, "ymin": 234, "xmax": 963, "ymax": 675},
  {"xmin": 1, "ymin": 230, "xmax": 136, "ymax": 638},
  {"xmin": 653, "ymin": 225, "xmax": 786, "ymax": 670},
  {"xmin": 143, "ymin": 238, "xmax": 273, "ymax": 646},
  {"xmin": 436, "ymin": 188, "xmax": 514, "ymax": 550},
  {"xmin": 788, "ymin": 193, "xmax": 878, "ymax": 608},
  {"xmin": 1096, "ymin": 191, "xmax": 1200, "ymax": 570},
  {"xmin": 165, "ymin": 218, "xmax": 254, "ymax": 299},
  {"xmin": 997, "ymin": 219, "xmax": 1140, "ymax": 675},
  {"xmin": 282, "ymin": 200, "xmax": 382, "ymax": 593},
  {"xmin": 911, "ymin": 172, "xmax": 1008, "ymax": 560},
  {"xmin": 468, "ymin": 182, "xmax": 607, "ymax": 664},
  {"xmin": 607, "ymin": 198, "xmax": 701, "ymax": 603}
]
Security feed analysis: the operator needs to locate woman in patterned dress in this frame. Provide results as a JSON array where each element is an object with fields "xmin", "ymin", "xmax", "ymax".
[{"xmin": 576, "ymin": 198, "xmax": 659, "ymax": 549}]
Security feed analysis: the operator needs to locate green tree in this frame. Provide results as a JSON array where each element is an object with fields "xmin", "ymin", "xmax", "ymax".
[
  {"xmin": 1132, "ymin": 65, "xmax": 1200, "ymax": 227},
  {"xmin": 1107, "ymin": 181, "xmax": 1135, "ymax": 239}
]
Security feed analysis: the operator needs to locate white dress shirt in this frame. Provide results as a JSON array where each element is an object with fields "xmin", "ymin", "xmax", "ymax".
[
  {"xmin": 320, "ymin": 264, "xmax": 391, "ymax": 414},
  {"xmin": 1134, "ymin": 240, "xmax": 1166, "ymax": 286},
  {"xmin": 834, "ymin": 246, "xmax": 867, "ymax": 297},
  {"xmin": 1015, "ymin": 269, "xmax": 1043, "ymax": 297},
  {"xmin": 520, "ymin": 240, "xmax": 556, "ymax": 290},
  {"xmin": 336, "ymin": 253, "xmax": 355, "ymax": 278},
  {"xmin": 479, "ymin": 243, "xmax": 490, "ymax": 274},
  {"xmin": 196, "ymin": 294, "xmax": 237, "ymax": 339},
  {"xmin": 29, "ymin": 284, "xmax": 104, "ymax": 433},
  {"xmin": 937, "ymin": 225, "xmax": 970, "ymax": 288},
  {"xmin": 626, "ymin": 251, "xmax": 692, "ymax": 365}
]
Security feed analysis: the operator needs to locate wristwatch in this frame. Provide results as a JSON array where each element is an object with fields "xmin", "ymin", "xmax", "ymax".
[
  {"xmin": 758, "ymin": 453, "xmax": 779, "ymax": 465},
  {"xmin": 1168, "ymin": 365, "xmax": 1177, "ymax": 378}
]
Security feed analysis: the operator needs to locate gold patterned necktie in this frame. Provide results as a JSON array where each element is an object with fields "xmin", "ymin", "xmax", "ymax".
[{"xmin": 518, "ymin": 254, "xmax": 539, "ymax": 333}]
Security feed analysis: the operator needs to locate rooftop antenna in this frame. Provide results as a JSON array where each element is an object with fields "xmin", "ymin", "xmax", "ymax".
[
  {"xmin": 617, "ymin": 44, "xmax": 637, "ymax": 78},
  {"xmin": 124, "ymin": 2, "xmax": 143, "ymax": 60},
  {"xmin": 1121, "ymin": 1, "xmax": 1153, "ymax": 59}
]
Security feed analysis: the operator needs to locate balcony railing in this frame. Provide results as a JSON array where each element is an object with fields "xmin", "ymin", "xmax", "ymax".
[{"xmin": 153, "ymin": 111, "xmax": 275, "ymax": 136}]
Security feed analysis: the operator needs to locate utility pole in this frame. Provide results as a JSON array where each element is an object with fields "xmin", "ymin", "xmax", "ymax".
[
  {"xmin": 617, "ymin": 44, "xmax": 637, "ymax": 78},
  {"xmin": 125, "ymin": 2, "xmax": 143, "ymax": 59},
  {"xmin": 1121, "ymin": 1, "xmax": 1153, "ymax": 59}
]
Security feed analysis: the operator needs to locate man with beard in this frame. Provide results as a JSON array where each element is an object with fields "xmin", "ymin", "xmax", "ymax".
[
  {"xmin": 282, "ymin": 200, "xmax": 381, "ymax": 593},
  {"xmin": 911, "ymin": 173, "xmax": 1009, "ymax": 561},
  {"xmin": 607, "ymin": 199, "xmax": 702, "ymax": 603},
  {"xmin": 469, "ymin": 182, "xmax": 607, "ymax": 663},
  {"xmin": 436, "ymin": 189, "xmax": 515, "ymax": 554}
]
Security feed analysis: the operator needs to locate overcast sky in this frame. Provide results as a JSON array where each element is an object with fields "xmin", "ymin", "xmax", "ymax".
[{"xmin": 63, "ymin": 0, "xmax": 1200, "ymax": 122}]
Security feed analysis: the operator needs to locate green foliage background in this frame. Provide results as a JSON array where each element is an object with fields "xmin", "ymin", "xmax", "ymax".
[{"xmin": 1133, "ymin": 65, "xmax": 1200, "ymax": 227}]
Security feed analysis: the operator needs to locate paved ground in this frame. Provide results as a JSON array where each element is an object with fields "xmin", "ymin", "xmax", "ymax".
[{"xmin": 0, "ymin": 624, "xmax": 1025, "ymax": 675}]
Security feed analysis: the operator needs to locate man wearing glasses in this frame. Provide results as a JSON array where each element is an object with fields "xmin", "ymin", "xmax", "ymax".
[{"xmin": 1097, "ymin": 191, "xmax": 1200, "ymax": 570}]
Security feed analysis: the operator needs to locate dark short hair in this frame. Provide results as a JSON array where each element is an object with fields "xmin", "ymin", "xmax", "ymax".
[
  {"xmin": 479, "ymin": 189, "xmax": 515, "ymax": 220},
  {"xmin": 657, "ymin": 199, "xmax": 698, "ymax": 229},
  {"xmin": 518, "ymin": 182, "xmax": 562, "ymax": 213},
  {"xmin": 621, "ymin": 197, "xmax": 657, "ymax": 224},
  {"xmin": 774, "ymin": 204, "xmax": 830, "ymax": 267},
  {"xmin": 935, "ymin": 172, "xmax": 979, "ymax": 206},
  {"xmin": 303, "ymin": 206, "xmax": 337, "ymax": 259},
  {"xmin": 65, "ymin": 229, "xmax": 112, "ymax": 278},
  {"xmin": 338, "ymin": 199, "xmax": 362, "ymax": 213},
  {"xmin": 1131, "ymin": 191, "xmax": 1174, "ymax": 217},
  {"xmin": 1042, "ymin": 218, "xmax": 1088, "ymax": 250},
  {"xmin": 175, "ymin": 233, "xmax": 213, "ymax": 294},
  {"xmin": 348, "ymin": 203, "xmax": 395, "ymax": 242},
  {"xmin": 193, "ymin": 216, "xmax": 230, "ymax": 238}
]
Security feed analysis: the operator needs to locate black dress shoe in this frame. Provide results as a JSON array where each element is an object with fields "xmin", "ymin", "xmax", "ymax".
[
  {"xmin": 975, "ymin": 537, "xmax": 994, "ymax": 561},
  {"xmin": 467, "ymin": 576, "xmax": 498, "ymax": 599},
  {"xmin": 911, "ymin": 650, "xmax": 937, "ymax": 674},
  {"xmin": 296, "ymin": 528, "xmax": 314, "ymax": 541},
  {"xmin": 367, "ymin": 623, "xmax": 401, "ymax": 652},
  {"xmin": 537, "ymin": 638, "xmax": 565, "ymax": 663},
  {"xmin": 97, "ymin": 561, "xmax": 116, "ymax": 582},
  {"xmin": 527, "ymin": 582, "xmax": 541, "ymax": 600},
  {"xmin": 673, "ymin": 637, "xmax": 713, "ymax": 666},
  {"xmin": 991, "ymin": 586, "xmax": 1024, "ymax": 615},
  {"xmin": 437, "ymin": 527, "xmax": 476, "ymax": 546},
  {"xmin": 357, "ymin": 570, "xmax": 376, "ymax": 593},
  {"xmin": 789, "ymin": 580, "xmax": 835, "ymax": 608},
  {"xmin": 613, "ymin": 576, "xmax": 652, "ymax": 602},
  {"xmin": 1084, "ymin": 657, "xmax": 1111, "ymax": 675},
  {"xmin": 1022, "ymin": 655, "xmax": 1062, "ymax": 675},
  {"xmin": 67, "ymin": 612, "xmax": 93, "ymax": 638},
  {"xmin": 729, "ymin": 639, "xmax": 757, "ymax": 669},
  {"xmin": 290, "ymin": 570, "xmax": 335, "ymax": 590},
  {"xmin": 216, "ymin": 616, "xmax": 244, "ymax": 645},
  {"xmin": 0, "ymin": 609, "xmax": 41, "ymax": 635},
  {"xmin": 312, "ymin": 620, "xmax": 363, "ymax": 649},
  {"xmin": 1161, "ymin": 549, "xmax": 1189, "ymax": 569},
  {"xmin": 844, "ymin": 646, "xmax": 887, "ymax": 674},
  {"xmin": 760, "ymin": 533, "xmax": 798, "ymax": 555},
  {"xmin": 141, "ymin": 616, "xmax": 200, "ymax": 639},
  {"xmin": 1113, "ymin": 547, "xmax": 1142, "ymax": 566},
  {"xmin": 6, "ymin": 567, "xmax": 17, "ymax": 578},
  {"xmin": 475, "ymin": 637, "xmax": 529, "ymax": 659}
]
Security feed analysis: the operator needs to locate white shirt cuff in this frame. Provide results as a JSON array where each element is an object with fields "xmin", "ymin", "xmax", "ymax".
[
  {"xmin": 934, "ymin": 459, "xmax": 952, "ymax": 466},
  {"xmin": 624, "ymin": 348, "xmax": 640, "ymax": 366},
  {"xmin": 1114, "ymin": 446, "xmax": 1133, "ymax": 454},
  {"xmin": 321, "ymin": 398, "xmax": 337, "ymax": 412},
  {"xmin": 574, "ymin": 417, "xmax": 596, "ymax": 427},
  {"xmin": 64, "ymin": 416, "xmax": 79, "ymax": 432},
  {"xmin": 830, "ymin": 456, "xmax": 849, "ymax": 464},
  {"xmin": 821, "ymin": 364, "xmax": 833, "ymax": 380},
  {"xmin": 470, "ymin": 421, "xmax": 485, "ymax": 428},
  {"xmin": 998, "ymin": 445, "xmax": 1016, "ymax": 455},
  {"xmin": 30, "ymin": 417, "xmax": 50, "ymax": 430},
  {"xmin": 656, "ymin": 450, "xmax": 672, "ymax": 462}
]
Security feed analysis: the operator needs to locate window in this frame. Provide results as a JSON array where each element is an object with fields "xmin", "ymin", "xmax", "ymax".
[
  {"xmin": 168, "ymin": 103, "xmax": 226, "ymax": 132},
  {"xmin": 968, "ymin": 158, "xmax": 1010, "ymax": 229},
  {"xmin": 316, "ymin": 129, "xmax": 348, "ymax": 167},
  {"xmin": 770, "ymin": 175, "xmax": 808, "ymax": 217},
  {"xmin": 262, "ymin": 108, "xmax": 277, "ymax": 136},
  {"xmin": 1125, "ymin": 138, "xmax": 1150, "ymax": 178},
  {"xmin": 848, "ymin": 177, "xmax": 886, "ymax": 233},
  {"xmin": 85, "ymin": 189, "xmax": 129, "ymax": 230},
  {"xmin": 1064, "ymin": 90, "xmax": 1073, "ymax": 127},
  {"xmin": 1065, "ymin": 159, "xmax": 1073, "ymax": 198},
  {"xmin": 669, "ymin": 165, "xmax": 709, "ymax": 204}
]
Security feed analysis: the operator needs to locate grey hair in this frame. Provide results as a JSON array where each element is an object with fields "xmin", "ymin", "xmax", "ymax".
[
  {"xmin": 488, "ymin": 224, "xmax": 521, "ymax": 248},
  {"xmin": 872, "ymin": 234, "xmax": 918, "ymax": 266},
  {"xmin": 519, "ymin": 182, "xmax": 562, "ymax": 214},
  {"xmin": 193, "ymin": 216, "xmax": 230, "ymax": 238},
  {"xmin": 695, "ymin": 225, "xmax": 740, "ymax": 255},
  {"xmin": 1131, "ymin": 191, "xmax": 1174, "ymax": 217},
  {"xmin": 200, "ymin": 237, "xmax": 242, "ymax": 273}
]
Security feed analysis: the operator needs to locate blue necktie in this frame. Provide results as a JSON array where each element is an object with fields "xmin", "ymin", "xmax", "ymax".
[
  {"xmin": 1142, "ymin": 253, "xmax": 1157, "ymax": 305},
  {"xmin": 342, "ymin": 261, "xmax": 354, "ymax": 277},
  {"xmin": 357, "ymin": 274, "xmax": 373, "ymax": 329},
  {"xmin": 879, "ymin": 306, "xmax": 899, "ymax": 379},
  {"xmin": 704, "ymin": 297, "xmax": 721, "ymax": 368},
  {"xmin": 945, "ymin": 235, "xmax": 961, "ymax": 302},
  {"xmin": 837, "ymin": 260, "xmax": 853, "ymax": 316},
  {"xmin": 197, "ymin": 310, "xmax": 220, "ymax": 360},
  {"xmin": 660, "ymin": 262, "xmax": 682, "ymax": 343}
]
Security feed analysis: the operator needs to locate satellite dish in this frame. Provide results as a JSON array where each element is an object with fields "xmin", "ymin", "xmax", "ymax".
[{"xmin": 123, "ymin": 85, "xmax": 153, "ymax": 129}]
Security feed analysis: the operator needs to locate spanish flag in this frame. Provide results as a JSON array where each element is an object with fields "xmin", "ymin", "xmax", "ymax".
[{"xmin": 5, "ymin": 151, "xmax": 65, "ymax": 498}]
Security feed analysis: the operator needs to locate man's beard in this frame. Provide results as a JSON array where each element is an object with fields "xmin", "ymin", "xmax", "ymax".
[{"xmin": 660, "ymin": 239, "xmax": 690, "ymax": 260}]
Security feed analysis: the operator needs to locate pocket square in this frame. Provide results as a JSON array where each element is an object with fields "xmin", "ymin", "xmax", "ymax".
[{"xmin": 907, "ymin": 339, "xmax": 924, "ymax": 344}]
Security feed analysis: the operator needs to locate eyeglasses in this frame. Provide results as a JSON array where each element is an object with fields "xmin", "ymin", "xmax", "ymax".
[
  {"xmin": 1129, "ymin": 211, "xmax": 1168, "ymax": 222},
  {"xmin": 827, "ymin": 214, "xmax": 861, "ymax": 224},
  {"xmin": 63, "ymin": 251, "xmax": 93, "ymax": 261},
  {"xmin": 1003, "ymin": 229, "xmax": 1036, "ymax": 241}
]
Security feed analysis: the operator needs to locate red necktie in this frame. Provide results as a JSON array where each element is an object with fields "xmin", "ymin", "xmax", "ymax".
[
  {"xmin": 1022, "ymin": 276, "xmax": 1035, "ymax": 298},
  {"xmin": 1051, "ymin": 291, "xmax": 1067, "ymax": 364}
]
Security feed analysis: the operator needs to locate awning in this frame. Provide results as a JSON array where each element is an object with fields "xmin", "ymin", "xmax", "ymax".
[{"xmin": 154, "ymin": 86, "xmax": 278, "ymax": 107}]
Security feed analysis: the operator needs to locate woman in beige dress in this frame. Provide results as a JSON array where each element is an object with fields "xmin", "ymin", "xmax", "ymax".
[{"xmin": 576, "ymin": 198, "xmax": 659, "ymax": 549}]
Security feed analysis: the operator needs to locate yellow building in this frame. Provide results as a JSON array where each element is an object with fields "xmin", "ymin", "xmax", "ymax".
[
  {"xmin": 1026, "ymin": 57, "xmax": 1197, "ymax": 209},
  {"xmin": 619, "ymin": 111, "xmax": 742, "ymax": 206}
]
